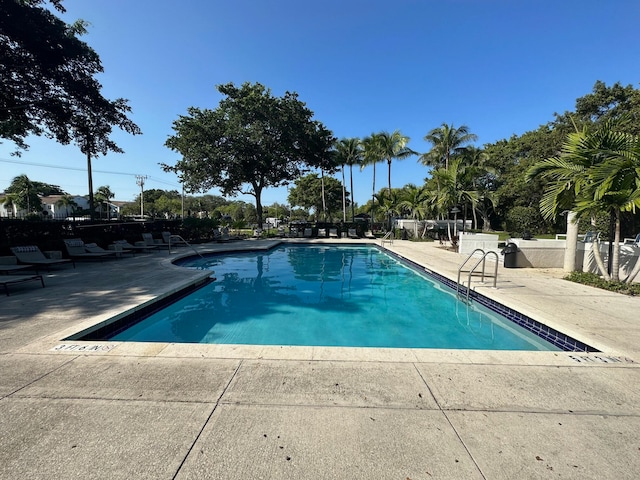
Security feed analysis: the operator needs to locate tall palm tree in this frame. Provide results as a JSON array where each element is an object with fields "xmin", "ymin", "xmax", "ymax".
[
  {"xmin": 361, "ymin": 134, "xmax": 384, "ymax": 229},
  {"xmin": 375, "ymin": 130, "xmax": 417, "ymax": 197},
  {"xmin": 527, "ymin": 120, "xmax": 640, "ymax": 282},
  {"xmin": 335, "ymin": 138, "xmax": 363, "ymax": 222},
  {"xmin": 420, "ymin": 123, "xmax": 478, "ymax": 170}
]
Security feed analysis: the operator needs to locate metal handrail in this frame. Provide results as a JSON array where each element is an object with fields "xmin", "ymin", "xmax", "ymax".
[
  {"xmin": 456, "ymin": 249, "xmax": 499, "ymax": 302},
  {"xmin": 380, "ymin": 231, "xmax": 393, "ymax": 246},
  {"xmin": 168, "ymin": 234, "xmax": 205, "ymax": 259}
]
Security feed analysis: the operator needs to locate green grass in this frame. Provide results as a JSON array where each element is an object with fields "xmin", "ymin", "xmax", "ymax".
[{"xmin": 564, "ymin": 271, "xmax": 640, "ymax": 296}]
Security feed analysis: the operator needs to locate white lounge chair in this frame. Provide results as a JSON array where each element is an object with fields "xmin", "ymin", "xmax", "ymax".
[
  {"xmin": 364, "ymin": 231, "xmax": 376, "ymax": 239},
  {"xmin": 140, "ymin": 233, "xmax": 169, "ymax": 250},
  {"xmin": 623, "ymin": 233, "xmax": 640, "ymax": 246},
  {"xmin": 109, "ymin": 239, "xmax": 152, "ymax": 254},
  {"xmin": 317, "ymin": 228, "xmax": 327, "ymax": 238},
  {"xmin": 303, "ymin": 228, "xmax": 313, "ymax": 238},
  {"xmin": 10, "ymin": 245, "xmax": 74, "ymax": 273},
  {"xmin": 64, "ymin": 239, "xmax": 117, "ymax": 261},
  {"xmin": 348, "ymin": 228, "xmax": 359, "ymax": 239},
  {"xmin": 329, "ymin": 228, "xmax": 339, "ymax": 238}
]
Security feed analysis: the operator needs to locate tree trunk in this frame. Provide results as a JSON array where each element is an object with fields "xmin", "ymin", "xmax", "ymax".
[
  {"xmin": 591, "ymin": 216, "xmax": 610, "ymax": 280},
  {"xmin": 341, "ymin": 166, "xmax": 346, "ymax": 222},
  {"xmin": 349, "ymin": 164, "xmax": 355, "ymax": 222},
  {"xmin": 611, "ymin": 209, "xmax": 621, "ymax": 282},
  {"xmin": 320, "ymin": 169, "xmax": 327, "ymax": 221}
]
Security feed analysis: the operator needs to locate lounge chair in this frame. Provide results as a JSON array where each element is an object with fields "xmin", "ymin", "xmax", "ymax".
[
  {"xmin": 0, "ymin": 255, "xmax": 33, "ymax": 274},
  {"xmin": 329, "ymin": 228, "xmax": 339, "ymax": 238},
  {"xmin": 317, "ymin": 228, "xmax": 327, "ymax": 238},
  {"xmin": 162, "ymin": 231, "xmax": 188, "ymax": 247},
  {"xmin": 109, "ymin": 239, "xmax": 153, "ymax": 254},
  {"xmin": 303, "ymin": 228, "xmax": 313, "ymax": 238},
  {"xmin": 364, "ymin": 231, "xmax": 376, "ymax": 239},
  {"xmin": 64, "ymin": 239, "xmax": 117, "ymax": 261},
  {"xmin": 1, "ymin": 273, "xmax": 44, "ymax": 296},
  {"xmin": 348, "ymin": 228, "xmax": 359, "ymax": 239},
  {"xmin": 581, "ymin": 231, "xmax": 600, "ymax": 243},
  {"xmin": 623, "ymin": 233, "xmax": 640, "ymax": 246},
  {"xmin": 140, "ymin": 233, "xmax": 170, "ymax": 250},
  {"xmin": 10, "ymin": 245, "xmax": 74, "ymax": 273}
]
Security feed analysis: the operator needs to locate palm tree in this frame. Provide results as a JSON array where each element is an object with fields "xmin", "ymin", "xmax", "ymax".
[
  {"xmin": 421, "ymin": 123, "xmax": 478, "ymax": 170},
  {"xmin": 527, "ymin": 120, "xmax": 640, "ymax": 282},
  {"xmin": 55, "ymin": 194, "xmax": 79, "ymax": 220},
  {"xmin": 94, "ymin": 185, "xmax": 115, "ymax": 219},
  {"xmin": 398, "ymin": 184, "xmax": 428, "ymax": 238},
  {"xmin": 375, "ymin": 130, "xmax": 417, "ymax": 197},
  {"xmin": 431, "ymin": 158, "xmax": 479, "ymax": 242},
  {"xmin": 361, "ymin": 134, "xmax": 384, "ymax": 230},
  {"xmin": 334, "ymin": 138, "xmax": 363, "ymax": 222},
  {"xmin": 5, "ymin": 174, "xmax": 42, "ymax": 215}
]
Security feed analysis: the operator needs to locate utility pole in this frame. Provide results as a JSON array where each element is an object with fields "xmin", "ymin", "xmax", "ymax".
[{"xmin": 136, "ymin": 175, "xmax": 147, "ymax": 218}]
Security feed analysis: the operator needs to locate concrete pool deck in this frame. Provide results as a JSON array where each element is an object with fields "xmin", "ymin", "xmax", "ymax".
[{"xmin": 1, "ymin": 238, "xmax": 639, "ymax": 479}]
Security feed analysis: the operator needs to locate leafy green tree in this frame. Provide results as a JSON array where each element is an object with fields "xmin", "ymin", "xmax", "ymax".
[
  {"xmin": 1, "ymin": 0, "xmax": 140, "ymax": 152},
  {"xmin": 420, "ymin": 123, "xmax": 477, "ymax": 170},
  {"xmin": 288, "ymin": 173, "xmax": 347, "ymax": 221},
  {"xmin": 164, "ymin": 82, "xmax": 335, "ymax": 228}
]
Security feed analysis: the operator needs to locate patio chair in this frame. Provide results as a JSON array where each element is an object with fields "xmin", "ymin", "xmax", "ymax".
[
  {"xmin": 364, "ymin": 231, "xmax": 376, "ymax": 239},
  {"xmin": 581, "ymin": 231, "xmax": 600, "ymax": 243},
  {"xmin": 140, "ymin": 233, "xmax": 170, "ymax": 250},
  {"xmin": 162, "ymin": 231, "xmax": 188, "ymax": 247},
  {"xmin": 63, "ymin": 239, "xmax": 117, "ymax": 261},
  {"xmin": 348, "ymin": 228, "xmax": 359, "ymax": 239},
  {"xmin": 10, "ymin": 245, "xmax": 75, "ymax": 273},
  {"xmin": 317, "ymin": 228, "xmax": 327, "ymax": 238},
  {"xmin": 109, "ymin": 239, "xmax": 153, "ymax": 254},
  {"xmin": 329, "ymin": 228, "xmax": 339, "ymax": 238},
  {"xmin": 0, "ymin": 255, "xmax": 33, "ymax": 274},
  {"xmin": 303, "ymin": 228, "xmax": 313, "ymax": 238},
  {"xmin": 1, "ymin": 273, "xmax": 45, "ymax": 296},
  {"xmin": 623, "ymin": 233, "xmax": 640, "ymax": 246}
]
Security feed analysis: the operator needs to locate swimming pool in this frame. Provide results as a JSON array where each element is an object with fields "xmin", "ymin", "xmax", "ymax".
[{"xmin": 104, "ymin": 245, "xmax": 568, "ymax": 351}]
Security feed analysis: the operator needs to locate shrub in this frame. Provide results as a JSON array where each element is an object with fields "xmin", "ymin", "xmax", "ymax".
[
  {"xmin": 564, "ymin": 271, "xmax": 640, "ymax": 296},
  {"xmin": 504, "ymin": 206, "xmax": 544, "ymax": 236}
]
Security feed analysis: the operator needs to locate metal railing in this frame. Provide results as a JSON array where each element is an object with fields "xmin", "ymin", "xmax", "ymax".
[
  {"xmin": 168, "ymin": 234, "xmax": 205, "ymax": 259},
  {"xmin": 380, "ymin": 231, "xmax": 394, "ymax": 246},
  {"xmin": 456, "ymin": 249, "xmax": 499, "ymax": 303}
]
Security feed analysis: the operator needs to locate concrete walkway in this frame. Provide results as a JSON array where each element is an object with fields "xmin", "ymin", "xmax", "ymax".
[{"xmin": 1, "ymin": 239, "xmax": 639, "ymax": 479}]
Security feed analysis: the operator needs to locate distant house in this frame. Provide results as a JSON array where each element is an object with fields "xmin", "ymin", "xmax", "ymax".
[
  {"xmin": 40, "ymin": 195, "xmax": 89, "ymax": 219},
  {"xmin": 0, "ymin": 194, "xmax": 89, "ymax": 219}
]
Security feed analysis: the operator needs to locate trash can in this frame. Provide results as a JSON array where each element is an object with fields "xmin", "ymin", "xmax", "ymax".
[{"xmin": 502, "ymin": 242, "xmax": 518, "ymax": 268}]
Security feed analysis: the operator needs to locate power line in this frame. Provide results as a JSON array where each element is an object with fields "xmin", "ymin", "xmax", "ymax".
[{"xmin": 0, "ymin": 157, "xmax": 182, "ymax": 189}]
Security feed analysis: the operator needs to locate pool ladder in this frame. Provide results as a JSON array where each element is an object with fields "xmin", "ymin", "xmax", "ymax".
[
  {"xmin": 380, "ymin": 231, "xmax": 394, "ymax": 246},
  {"xmin": 168, "ymin": 234, "xmax": 205, "ymax": 259},
  {"xmin": 456, "ymin": 249, "xmax": 499, "ymax": 303}
]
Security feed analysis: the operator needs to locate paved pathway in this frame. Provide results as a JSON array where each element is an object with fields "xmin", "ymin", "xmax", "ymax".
[{"xmin": 1, "ymin": 239, "xmax": 639, "ymax": 479}]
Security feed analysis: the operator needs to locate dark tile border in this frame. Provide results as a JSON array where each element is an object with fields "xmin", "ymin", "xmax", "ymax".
[{"xmin": 381, "ymin": 247, "xmax": 598, "ymax": 352}]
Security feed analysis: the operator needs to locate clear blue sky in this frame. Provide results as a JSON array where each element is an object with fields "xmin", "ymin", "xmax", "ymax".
[{"xmin": 2, "ymin": 0, "xmax": 639, "ymax": 209}]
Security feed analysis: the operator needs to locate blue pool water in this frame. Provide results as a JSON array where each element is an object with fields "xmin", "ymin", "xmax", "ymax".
[{"xmin": 110, "ymin": 245, "xmax": 560, "ymax": 350}]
